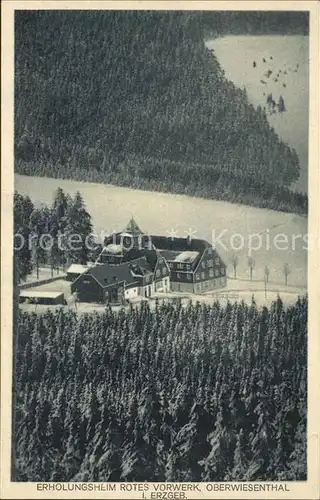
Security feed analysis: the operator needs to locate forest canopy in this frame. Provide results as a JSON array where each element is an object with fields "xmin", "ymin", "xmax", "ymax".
[
  {"xmin": 13, "ymin": 297, "xmax": 307, "ymax": 481},
  {"xmin": 14, "ymin": 11, "xmax": 307, "ymax": 214}
]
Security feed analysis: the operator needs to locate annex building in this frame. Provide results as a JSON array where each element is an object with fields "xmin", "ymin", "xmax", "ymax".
[{"xmin": 71, "ymin": 253, "xmax": 170, "ymax": 304}]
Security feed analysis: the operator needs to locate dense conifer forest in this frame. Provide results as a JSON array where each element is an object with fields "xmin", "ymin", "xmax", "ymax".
[
  {"xmin": 14, "ymin": 190, "xmax": 94, "ymax": 282},
  {"xmin": 15, "ymin": 11, "xmax": 308, "ymax": 214},
  {"xmin": 12, "ymin": 297, "xmax": 307, "ymax": 481},
  {"xmin": 201, "ymin": 11, "xmax": 309, "ymax": 37}
]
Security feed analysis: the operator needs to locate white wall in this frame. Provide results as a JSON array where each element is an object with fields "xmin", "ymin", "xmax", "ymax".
[
  {"xmin": 125, "ymin": 287, "xmax": 139, "ymax": 299},
  {"xmin": 139, "ymin": 283, "xmax": 155, "ymax": 297},
  {"xmin": 155, "ymin": 277, "xmax": 171, "ymax": 293},
  {"xmin": 163, "ymin": 277, "xmax": 170, "ymax": 292}
]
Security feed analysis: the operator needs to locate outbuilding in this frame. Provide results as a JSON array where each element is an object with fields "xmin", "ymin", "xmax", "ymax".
[
  {"xmin": 66, "ymin": 264, "xmax": 89, "ymax": 282},
  {"xmin": 19, "ymin": 290, "xmax": 65, "ymax": 305},
  {"xmin": 71, "ymin": 256, "xmax": 168, "ymax": 304}
]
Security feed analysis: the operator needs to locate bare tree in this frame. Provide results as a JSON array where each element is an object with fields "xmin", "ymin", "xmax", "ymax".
[
  {"xmin": 231, "ymin": 254, "xmax": 239, "ymax": 279},
  {"xmin": 264, "ymin": 266, "xmax": 270, "ymax": 299},
  {"xmin": 264, "ymin": 265, "xmax": 270, "ymax": 283},
  {"xmin": 34, "ymin": 297, "xmax": 39, "ymax": 312},
  {"xmin": 248, "ymin": 256, "xmax": 255, "ymax": 280},
  {"xmin": 283, "ymin": 263, "xmax": 291, "ymax": 286}
]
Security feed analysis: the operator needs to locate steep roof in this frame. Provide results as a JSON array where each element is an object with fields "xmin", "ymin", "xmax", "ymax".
[
  {"xmin": 151, "ymin": 235, "xmax": 210, "ymax": 253},
  {"xmin": 87, "ymin": 257, "xmax": 153, "ymax": 288},
  {"xmin": 67, "ymin": 264, "xmax": 89, "ymax": 274},
  {"xmin": 121, "ymin": 248, "xmax": 159, "ymax": 270},
  {"xmin": 151, "ymin": 236, "xmax": 214, "ymax": 271},
  {"xmin": 123, "ymin": 217, "xmax": 144, "ymax": 236},
  {"xmin": 104, "ymin": 244, "xmax": 123, "ymax": 254},
  {"xmin": 158, "ymin": 250, "xmax": 181, "ymax": 262},
  {"xmin": 174, "ymin": 251, "xmax": 199, "ymax": 263}
]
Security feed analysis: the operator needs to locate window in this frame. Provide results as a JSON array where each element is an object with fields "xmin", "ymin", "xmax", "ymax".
[
  {"xmin": 82, "ymin": 279, "xmax": 91, "ymax": 284},
  {"xmin": 158, "ymin": 258, "xmax": 164, "ymax": 265},
  {"xmin": 187, "ymin": 273, "xmax": 192, "ymax": 281},
  {"xmin": 169, "ymin": 262, "xmax": 173, "ymax": 268},
  {"xmin": 220, "ymin": 267, "xmax": 225, "ymax": 276},
  {"xmin": 207, "ymin": 259, "xmax": 213, "ymax": 267},
  {"xmin": 162, "ymin": 267, "xmax": 167, "ymax": 275},
  {"xmin": 201, "ymin": 261, "xmax": 205, "ymax": 269},
  {"xmin": 177, "ymin": 273, "xmax": 182, "ymax": 279},
  {"xmin": 201, "ymin": 272, "xmax": 205, "ymax": 280},
  {"xmin": 215, "ymin": 269, "xmax": 219, "ymax": 277},
  {"xmin": 209, "ymin": 269, "xmax": 214, "ymax": 278},
  {"xmin": 156, "ymin": 269, "xmax": 161, "ymax": 278},
  {"xmin": 215, "ymin": 258, "xmax": 220, "ymax": 266},
  {"xmin": 208, "ymin": 248, "xmax": 213, "ymax": 255},
  {"xmin": 195, "ymin": 273, "xmax": 200, "ymax": 281},
  {"xmin": 177, "ymin": 263, "xmax": 184, "ymax": 270},
  {"xmin": 186, "ymin": 264, "xmax": 191, "ymax": 271}
]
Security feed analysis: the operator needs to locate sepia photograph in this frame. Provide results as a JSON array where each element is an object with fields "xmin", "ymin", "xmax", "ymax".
[{"xmin": 1, "ymin": 2, "xmax": 320, "ymax": 499}]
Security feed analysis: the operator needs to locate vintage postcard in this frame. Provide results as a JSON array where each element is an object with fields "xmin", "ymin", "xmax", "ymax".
[{"xmin": 1, "ymin": 1, "xmax": 319, "ymax": 499}]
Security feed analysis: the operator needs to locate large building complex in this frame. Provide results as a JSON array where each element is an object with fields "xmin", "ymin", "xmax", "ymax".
[{"xmin": 69, "ymin": 218, "xmax": 226, "ymax": 304}]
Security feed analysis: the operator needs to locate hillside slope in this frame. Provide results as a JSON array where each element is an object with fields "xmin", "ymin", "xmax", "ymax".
[{"xmin": 14, "ymin": 11, "xmax": 307, "ymax": 213}]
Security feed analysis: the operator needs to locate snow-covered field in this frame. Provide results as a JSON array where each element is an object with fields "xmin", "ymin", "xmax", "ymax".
[{"xmin": 207, "ymin": 35, "xmax": 309, "ymax": 193}]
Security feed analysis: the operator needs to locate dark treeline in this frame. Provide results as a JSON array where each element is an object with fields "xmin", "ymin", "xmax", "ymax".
[
  {"xmin": 13, "ymin": 297, "xmax": 307, "ymax": 481},
  {"xmin": 15, "ymin": 11, "xmax": 307, "ymax": 215},
  {"xmin": 201, "ymin": 11, "xmax": 309, "ymax": 38},
  {"xmin": 14, "ymin": 189, "xmax": 93, "ymax": 282}
]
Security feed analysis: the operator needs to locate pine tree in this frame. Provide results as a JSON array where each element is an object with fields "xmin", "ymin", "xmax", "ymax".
[{"xmin": 64, "ymin": 191, "xmax": 93, "ymax": 264}]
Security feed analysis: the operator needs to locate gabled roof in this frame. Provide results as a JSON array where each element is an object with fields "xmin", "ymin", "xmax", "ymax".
[
  {"xmin": 158, "ymin": 249, "xmax": 200, "ymax": 269},
  {"xmin": 20, "ymin": 291, "xmax": 64, "ymax": 299},
  {"xmin": 67, "ymin": 264, "xmax": 89, "ymax": 274},
  {"xmin": 151, "ymin": 235, "xmax": 210, "ymax": 253},
  {"xmin": 104, "ymin": 244, "xmax": 123, "ymax": 254},
  {"xmin": 158, "ymin": 250, "xmax": 181, "ymax": 262},
  {"xmin": 174, "ymin": 251, "xmax": 199, "ymax": 263},
  {"xmin": 152, "ymin": 236, "xmax": 210, "ymax": 270},
  {"xmin": 121, "ymin": 248, "xmax": 159, "ymax": 270},
  {"xmin": 86, "ymin": 257, "xmax": 153, "ymax": 288}
]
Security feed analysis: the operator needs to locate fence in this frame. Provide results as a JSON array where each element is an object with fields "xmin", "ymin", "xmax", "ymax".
[
  {"xmin": 19, "ymin": 275, "xmax": 67, "ymax": 290},
  {"xmin": 211, "ymin": 293, "xmax": 239, "ymax": 300}
]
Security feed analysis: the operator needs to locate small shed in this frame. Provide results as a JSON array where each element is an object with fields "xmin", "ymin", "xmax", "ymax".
[
  {"xmin": 19, "ymin": 291, "xmax": 65, "ymax": 305},
  {"xmin": 66, "ymin": 264, "xmax": 89, "ymax": 282}
]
